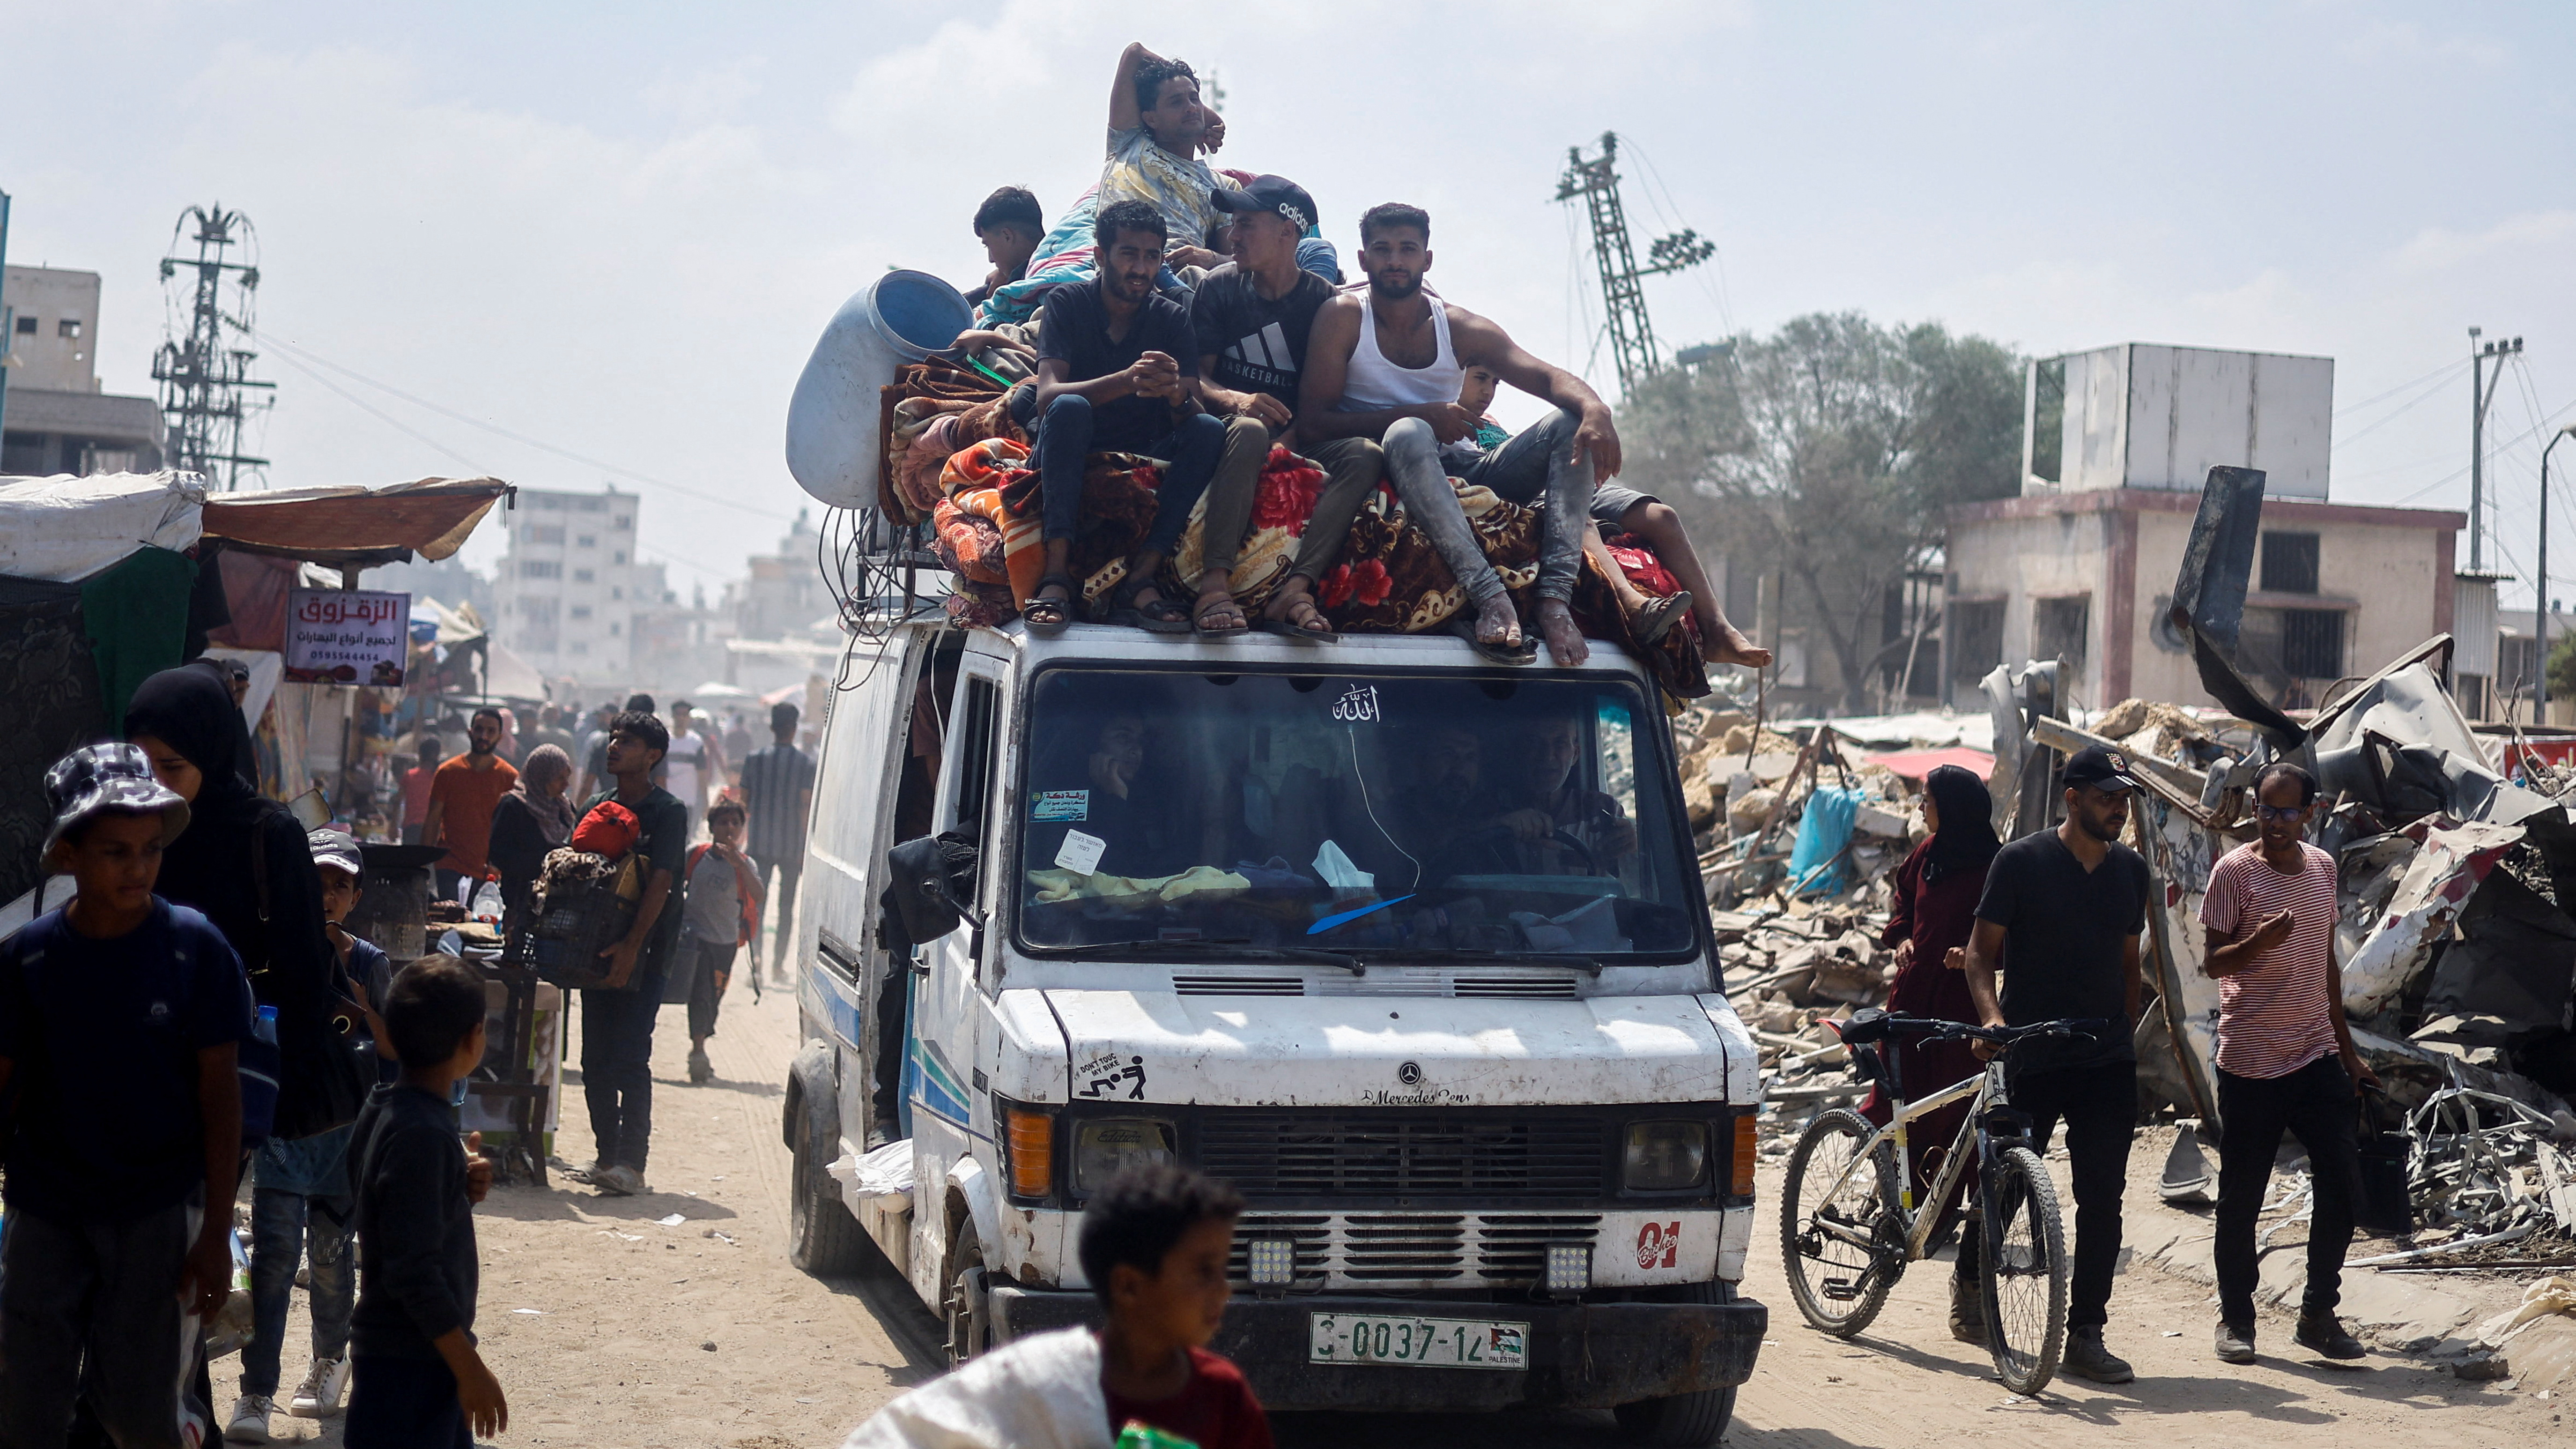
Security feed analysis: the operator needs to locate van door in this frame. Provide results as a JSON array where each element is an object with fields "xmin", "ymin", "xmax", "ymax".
[
  {"xmin": 798, "ymin": 627, "xmax": 926, "ymax": 1161},
  {"xmin": 905, "ymin": 652, "xmax": 1006, "ymax": 1307}
]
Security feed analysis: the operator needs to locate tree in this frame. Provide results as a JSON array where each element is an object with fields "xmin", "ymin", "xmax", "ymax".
[{"xmin": 1619, "ymin": 312, "xmax": 2024, "ymax": 710}]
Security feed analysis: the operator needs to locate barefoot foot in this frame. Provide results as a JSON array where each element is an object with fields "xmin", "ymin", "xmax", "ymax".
[
  {"xmin": 1537, "ymin": 598, "xmax": 1589, "ymax": 667},
  {"xmin": 1707, "ymin": 621, "xmax": 1773, "ymax": 669},
  {"xmin": 1474, "ymin": 594, "xmax": 1523, "ymax": 649}
]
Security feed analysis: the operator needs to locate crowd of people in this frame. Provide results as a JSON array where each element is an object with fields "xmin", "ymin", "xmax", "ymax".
[
  {"xmin": 947, "ymin": 42, "xmax": 1772, "ymax": 673},
  {"xmin": 0, "ymin": 672, "xmax": 819, "ymax": 1446}
]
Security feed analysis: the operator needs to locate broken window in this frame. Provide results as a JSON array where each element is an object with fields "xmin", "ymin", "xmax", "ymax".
[
  {"xmin": 2281, "ymin": 608, "xmax": 2344, "ymax": 679},
  {"xmin": 2262, "ymin": 532, "xmax": 2320, "ymax": 594},
  {"xmin": 2032, "ymin": 595, "xmax": 2090, "ymax": 672},
  {"xmin": 57, "ymin": 318, "xmax": 81, "ymax": 340},
  {"xmin": 2028, "ymin": 357, "xmax": 2066, "ymax": 485},
  {"xmin": 1950, "ymin": 599, "xmax": 2005, "ymax": 687}
]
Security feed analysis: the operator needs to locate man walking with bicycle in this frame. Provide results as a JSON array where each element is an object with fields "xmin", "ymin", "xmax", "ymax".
[
  {"xmin": 2200, "ymin": 762, "xmax": 2377, "ymax": 1364},
  {"xmin": 1961, "ymin": 745, "xmax": 2150, "ymax": 1384}
]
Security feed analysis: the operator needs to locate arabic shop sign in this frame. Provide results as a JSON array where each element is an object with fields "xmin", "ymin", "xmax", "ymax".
[{"xmin": 283, "ymin": 588, "xmax": 411, "ymax": 686}]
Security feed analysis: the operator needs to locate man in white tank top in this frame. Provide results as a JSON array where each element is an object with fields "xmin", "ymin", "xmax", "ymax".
[{"xmin": 1295, "ymin": 203, "xmax": 1619, "ymax": 665}]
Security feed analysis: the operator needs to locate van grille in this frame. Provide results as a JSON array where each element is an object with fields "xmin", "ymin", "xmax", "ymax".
[
  {"xmin": 1197, "ymin": 1113, "xmax": 1610, "ymax": 1200},
  {"xmin": 1227, "ymin": 1211, "xmax": 1602, "ymax": 1289}
]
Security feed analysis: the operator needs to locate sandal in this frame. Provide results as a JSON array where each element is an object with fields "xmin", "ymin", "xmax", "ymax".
[
  {"xmin": 1629, "ymin": 590, "xmax": 1694, "ymax": 646},
  {"xmin": 1253, "ymin": 589, "xmax": 1337, "ymax": 643},
  {"xmin": 1109, "ymin": 575, "xmax": 1192, "ymax": 635},
  {"xmin": 1192, "ymin": 588, "xmax": 1250, "ymax": 638},
  {"xmin": 1449, "ymin": 614, "xmax": 1536, "ymax": 665},
  {"xmin": 1023, "ymin": 572, "xmax": 1077, "ymax": 635}
]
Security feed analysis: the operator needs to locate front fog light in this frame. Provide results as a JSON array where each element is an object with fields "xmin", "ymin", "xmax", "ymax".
[
  {"xmin": 1545, "ymin": 1241, "xmax": 1592, "ymax": 1295},
  {"xmin": 1247, "ymin": 1237, "xmax": 1296, "ymax": 1287}
]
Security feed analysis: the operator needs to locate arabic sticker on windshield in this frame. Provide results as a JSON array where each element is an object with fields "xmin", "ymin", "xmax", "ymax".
[
  {"xmin": 1332, "ymin": 684, "xmax": 1381, "ymax": 723},
  {"xmin": 1054, "ymin": 829, "xmax": 1107, "ymax": 877},
  {"xmin": 1031, "ymin": 790, "xmax": 1088, "ymax": 822}
]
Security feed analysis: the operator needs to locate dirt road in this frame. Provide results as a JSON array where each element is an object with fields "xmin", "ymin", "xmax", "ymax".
[{"xmin": 239, "ymin": 981, "xmax": 2562, "ymax": 1448}]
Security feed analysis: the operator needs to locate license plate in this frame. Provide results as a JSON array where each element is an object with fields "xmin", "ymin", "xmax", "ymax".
[{"xmin": 1307, "ymin": 1312, "xmax": 1529, "ymax": 1370}]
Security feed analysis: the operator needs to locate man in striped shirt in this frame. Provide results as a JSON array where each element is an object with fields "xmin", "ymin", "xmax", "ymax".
[{"xmin": 2198, "ymin": 762, "xmax": 2379, "ymax": 1365}]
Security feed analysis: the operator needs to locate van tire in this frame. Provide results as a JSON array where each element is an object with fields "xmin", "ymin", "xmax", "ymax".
[
  {"xmin": 942, "ymin": 1218, "xmax": 989, "ymax": 1365},
  {"xmin": 1611, "ymin": 1279, "xmax": 1739, "ymax": 1446},
  {"xmin": 787, "ymin": 1102, "xmax": 866, "ymax": 1275}
]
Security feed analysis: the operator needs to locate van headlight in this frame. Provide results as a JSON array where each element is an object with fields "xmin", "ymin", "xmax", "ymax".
[
  {"xmin": 1072, "ymin": 1119, "xmax": 1177, "ymax": 1195},
  {"xmin": 1623, "ymin": 1121, "xmax": 1710, "ymax": 1192}
]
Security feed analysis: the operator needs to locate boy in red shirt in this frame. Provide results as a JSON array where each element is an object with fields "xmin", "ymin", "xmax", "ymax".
[{"xmin": 1086, "ymin": 1165, "xmax": 1269, "ymax": 1449}]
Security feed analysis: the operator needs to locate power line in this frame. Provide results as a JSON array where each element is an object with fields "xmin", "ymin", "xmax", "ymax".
[
  {"xmin": 2334, "ymin": 356, "xmax": 2470, "ymax": 418},
  {"xmin": 249, "ymin": 327, "xmax": 794, "ymax": 524},
  {"xmin": 2332, "ymin": 362, "xmax": 2469, "ymax": 451},
  {"xmin": 2391, "ymin": 391, "xmax": 2576, "ymax": 505},
  {"xmin": 259, "ymin": 345, "xmax": 491, "ymax": 474}
]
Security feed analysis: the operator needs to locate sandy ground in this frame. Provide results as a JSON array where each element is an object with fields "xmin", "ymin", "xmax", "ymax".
[{"xmin": 228, "ymin": 978, "xmax": 2566, "ymax": 1449}]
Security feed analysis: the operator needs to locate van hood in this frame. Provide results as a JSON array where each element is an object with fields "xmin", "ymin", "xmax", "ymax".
[{"xmin": 1036, "ymin": 989, "xmax": 1756, "ymax": 1108}]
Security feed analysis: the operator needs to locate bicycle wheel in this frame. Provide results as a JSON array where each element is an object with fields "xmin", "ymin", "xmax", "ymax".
[
  {"xmin": 1779, "ymin": 1107, "xmax": 1904, "ymax": 1336},
  {"xmin": 1980, "ymin": 1144, "xmax": 2069, "ymax": 1395}
]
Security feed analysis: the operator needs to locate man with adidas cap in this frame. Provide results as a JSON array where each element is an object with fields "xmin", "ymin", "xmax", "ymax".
[
  {"xmin": 0, "ymin": 744, "xmax": 252, "ymax": 1444},
  {"xmin": 1185, "ymin": 172, "xmax": 1388, "ymax": 639},
  {"xmin": 1958, "ymin": 743, "xmax": 2153, "ymax": 1383}
]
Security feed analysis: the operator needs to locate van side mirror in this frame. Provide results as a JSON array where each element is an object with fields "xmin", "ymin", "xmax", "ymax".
[{"xmin": 880, "ymin": 832, "xmax": 982, "ymax": 952}]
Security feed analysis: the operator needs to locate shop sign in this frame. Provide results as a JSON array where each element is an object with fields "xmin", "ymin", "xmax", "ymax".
[{"xmin": 283, "ymin": 588, "xmax": 411, "ymax": 686}]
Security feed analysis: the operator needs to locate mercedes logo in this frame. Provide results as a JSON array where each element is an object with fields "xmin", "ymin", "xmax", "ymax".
[{"xmin": 1397, "ymin": 1061, "xmax": 1423, "ymax": 1085}]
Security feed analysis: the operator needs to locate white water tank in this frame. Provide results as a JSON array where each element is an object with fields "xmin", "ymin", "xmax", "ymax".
[{"xmin": 2025, "ymin": 343, "xmax": 2333, "ymax": 499}]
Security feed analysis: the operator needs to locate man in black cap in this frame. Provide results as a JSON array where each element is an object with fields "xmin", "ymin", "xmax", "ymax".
[
  {"xmin": 1959, "ymin": 743, "xmax": 2152, "ymax": 1383},
  {"xmin": 1185, "ymin": 173, "xmax": 1386, "ymax": 639}
]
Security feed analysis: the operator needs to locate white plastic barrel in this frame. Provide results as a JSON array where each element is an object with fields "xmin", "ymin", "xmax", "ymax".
[{"xmin": 784, "ymin": 270, "xmax": 974, "ymax": 509}]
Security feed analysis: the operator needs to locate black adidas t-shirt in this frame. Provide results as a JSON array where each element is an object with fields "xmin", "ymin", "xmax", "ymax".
[{"xmin": 1190, "ymin": 264, "xmax": 1334, "ymax": 410}]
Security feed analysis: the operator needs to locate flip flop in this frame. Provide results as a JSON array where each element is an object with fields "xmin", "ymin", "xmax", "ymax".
[
  {"xmin": 1630, "ymin": 590, "xmax": 1694, "ymax": 646},
  {"xmin": 1253, "ymin": 592, "xmax": 1337, "ymax": 643},
  {"xmin": 1192, "ymin": 590, "xmax": 1251, "ymax": 639},
  {"xmin": 1451, "ymin": 614, "xmax": 1536, "ymax": 665}
]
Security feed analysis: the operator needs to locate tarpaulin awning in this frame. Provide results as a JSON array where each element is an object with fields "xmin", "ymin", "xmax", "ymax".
[
  {"xmin": 1858, "ymin": 746, "xmax": 1996, "ymax": 781},
  {"xmin": 0, "ymin": 472, "xmax": 206, "ymax": 583},
  {"xmin": 200, "ymin": 477, "xmax": 512, "ymax": 569}
]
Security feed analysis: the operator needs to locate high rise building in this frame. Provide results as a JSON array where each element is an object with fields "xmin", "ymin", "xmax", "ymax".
[{"xmin": 492, "ymin": 485, "xmax": 639, "ymax": 686}]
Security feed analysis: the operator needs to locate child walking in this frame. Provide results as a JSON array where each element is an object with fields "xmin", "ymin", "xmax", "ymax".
[
  {"xmin": 0, "ymin": 743, "xmax": 252, "ymax": 1448},
  {"xmin": 346, "ymin": 956, "xmax": 506, "ymax": 1448},
  {"xmin": 678, "ymin": 799, "xmax": 762, "ymax": 1084}
]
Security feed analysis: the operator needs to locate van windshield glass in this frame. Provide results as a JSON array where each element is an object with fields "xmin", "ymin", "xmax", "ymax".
[{"xmin": 1014, "ymin": 667, "xmax": 1701, "ymax": 961}]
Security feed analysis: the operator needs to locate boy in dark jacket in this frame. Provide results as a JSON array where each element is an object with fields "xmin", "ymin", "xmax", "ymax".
[
  {"xmin": 345, "ymin": 956, "xmax": 503, "ymax": 1448},
  {"xmin": 0, "ymin": 743, "xmax": 249, "ymax": 1449}
]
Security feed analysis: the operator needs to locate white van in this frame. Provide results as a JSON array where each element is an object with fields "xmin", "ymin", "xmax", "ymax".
[{"xmin": 783, "ymin": 607, "xmax": 1766, "ymax": 1443}]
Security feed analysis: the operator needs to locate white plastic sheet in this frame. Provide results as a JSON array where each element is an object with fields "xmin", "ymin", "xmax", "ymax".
[
  {"xmin": 0, "ymin": 471, "xmax": 205, "ymax": 582},
  {"xmin": 839, "ymin": 1327, "xmax": 1109, "ymax": 1449}
]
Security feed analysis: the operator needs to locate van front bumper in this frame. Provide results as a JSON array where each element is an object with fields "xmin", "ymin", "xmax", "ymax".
[{"xmin": 989, "ymin": 1285, "xmax": 1766, "ymax": 1412}]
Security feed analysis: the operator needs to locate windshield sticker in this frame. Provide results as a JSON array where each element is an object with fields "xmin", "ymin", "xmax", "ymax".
[
  {"xmin": 1054, "ymin": 829, "xmax": 1107, "ymax": 877},
  {"xmin": 1031, "ymin": 790, "xmax": 1089, "ymax": 822},
  {"xmin": 1077, "ymin": 1052, "xmax": 1147, "ymax": 1100},
  {"xmin": 1330, "ymin": 684, "xmax": 1382, "ymax": 723}
]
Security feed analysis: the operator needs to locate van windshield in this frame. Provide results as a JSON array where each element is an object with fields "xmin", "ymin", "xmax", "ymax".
[{"xmin": 1013, "ymin": 666, "xmax": 1702, "ymax": 962}]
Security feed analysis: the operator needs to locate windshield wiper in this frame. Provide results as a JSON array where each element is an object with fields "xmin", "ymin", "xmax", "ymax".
[{"xmin": 1051, "ymin": 938, "xmax": 1365, "ymax": 975}]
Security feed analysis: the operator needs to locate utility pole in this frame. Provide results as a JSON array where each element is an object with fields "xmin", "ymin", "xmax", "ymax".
[
  {"xmin": 2469, "ymin": 327, "xmax": 2523, "ymax": 570},
  {"xmin": 151, "ymin": 204, "xmax": 274, "ymax": 490},
  {"xmin": 1554, "ymin": 132, "xmax": 1715, "ymax": 397},
  {"xmin": 2540, "ymin": 424, "xmax": 2576, "ymax": 722}
]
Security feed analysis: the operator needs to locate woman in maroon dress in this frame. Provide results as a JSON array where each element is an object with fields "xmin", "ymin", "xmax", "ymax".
[{"xmin": 1870, "ymin": 763, "xmax": 2001, "ymax": 1343}]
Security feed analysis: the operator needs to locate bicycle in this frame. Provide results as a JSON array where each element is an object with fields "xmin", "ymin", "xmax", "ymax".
[{"xmin": 1777, "ymin": 1011, "xmax": 2105, "ymax": 1396}]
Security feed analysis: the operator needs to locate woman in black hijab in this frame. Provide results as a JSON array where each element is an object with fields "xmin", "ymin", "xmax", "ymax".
[
  {"xmin": 126, "ymin": 664, "xmax": 363, "ymax": 1143},
  {"xmin": 1870, "ymin": 762, "xmax": 2003, "ymax": 1345}
]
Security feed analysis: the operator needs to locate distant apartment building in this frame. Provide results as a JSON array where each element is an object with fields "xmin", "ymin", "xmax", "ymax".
[
  {"xmin": 734, "ymin": 508, "xmax": 826, "ymax": 640},
  {"xmin": 492, "ymin": 486, "xmax": 639, "ymax": 686},
  {"xmin": 1, "ymin": 264, "xmax": 166, "ymax": 476}
]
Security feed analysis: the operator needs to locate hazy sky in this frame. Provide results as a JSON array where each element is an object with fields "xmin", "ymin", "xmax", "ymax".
[{"xmin": 7, "ymin": 2, "xmax": 2572, "ymax": 608}]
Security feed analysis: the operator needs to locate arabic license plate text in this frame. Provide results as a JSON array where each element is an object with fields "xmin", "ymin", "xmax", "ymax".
[{"xmin": 1307, "ymin": 1312, "xmax": 1528, "ymax": 1370}]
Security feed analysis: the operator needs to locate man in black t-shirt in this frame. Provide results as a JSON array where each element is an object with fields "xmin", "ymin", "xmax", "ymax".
[
  {"xmin": 1188, "ymin": 174, "xmax": 1387, "ymax": 640},
  {"xmin": 581, "ymin": 709, "xmax": 688, "ymax": 1197},
  {"xmin": 1021, "ymin": 198, "xmax": 1226, "ymax": 635},
  {"xmin": 1962, "ymin": 744, "xmax": 2151, "ymax": 1384}
]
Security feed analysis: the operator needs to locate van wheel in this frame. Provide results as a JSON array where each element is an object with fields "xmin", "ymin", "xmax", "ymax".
[
  {"xmin": 1612, "ymin": 1279, "xmax": 1739, "ymax": 1446},
  {"xmin": 942, "ymin": 1220, "xmax": 989, "ymax": 1365},
  {"xmin": 787, "ymin": 1103, "xmax": 865, "ymax": 1275}
]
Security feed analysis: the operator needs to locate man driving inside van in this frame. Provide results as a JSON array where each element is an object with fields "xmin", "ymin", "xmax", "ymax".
[
  {"xmin": 1027, "ymin": 711, "xmax": 1188, "ymax": 882},
  {"xmin": 1385, "ymin": 716, "xmax": 1629, "ymax": 880}
]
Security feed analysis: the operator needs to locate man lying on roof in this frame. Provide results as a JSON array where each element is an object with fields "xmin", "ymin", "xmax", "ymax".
[
  {"xmin": 1183, "ymin": 173, "xmax": 1386, "ymax": 639},
  {"xmin": 1298, "ymin": 202, "xmax": 1616, "ymax": 666},
  {"xmin": 1015, "ymin": 199, "xmax": 1225, "ymax": 636}
]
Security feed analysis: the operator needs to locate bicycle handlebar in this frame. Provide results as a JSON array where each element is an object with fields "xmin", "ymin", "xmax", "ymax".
[{"xmin": 1832, "ymin": 1012, "xmax": 2109, "ymax": 1049}]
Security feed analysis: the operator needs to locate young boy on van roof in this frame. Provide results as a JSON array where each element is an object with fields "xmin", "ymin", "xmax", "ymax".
[{"xmin": 968, "ymin": 186, "xmax": 1044, "ymax": 309}]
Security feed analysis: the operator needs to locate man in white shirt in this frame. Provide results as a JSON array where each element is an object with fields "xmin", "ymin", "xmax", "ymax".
[{"xmin": 661, "ymin": 700, "xmax": 725, "ymax": 833}]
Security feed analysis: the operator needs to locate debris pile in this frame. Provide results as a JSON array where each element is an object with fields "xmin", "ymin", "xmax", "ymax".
[{"xmin": 2398, "ymin": 1087, "xmax": 2576, "ymax": 1256}]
